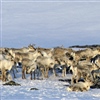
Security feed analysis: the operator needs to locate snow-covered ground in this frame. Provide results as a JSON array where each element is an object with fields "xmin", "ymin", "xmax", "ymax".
[{"xmin": 0, "ymin": 68, "xmax": 100, "ymax": 100}]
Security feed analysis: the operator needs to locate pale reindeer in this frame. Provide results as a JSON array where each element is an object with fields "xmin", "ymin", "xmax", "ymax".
[
  {"xmin": 4, "ymin": 45, "xmax": 35, "ymax": 54},
  {"xmin": 91, "ymin": 54, "xmax": 100, "ymax": 68},
  {"xmin": 22, "ymin": 58, "xmax": 37, "ymax": 80},
  {"xmin": 20, "ymin": 49, "xmax": 43, "ymax": 79},
  {"xmin": 51, "ymin": 48, "xmax": 74, "ymax": 77},
  {"xmin": 67, "ymin": 79, "xmax": 94, "ymax": 92},
  {"xmin": 0, "ymin": 67, "xmax": 12, "ymax": 82},
  {"xmin": 36, "ymin": 55, "xmax": 60, "ymax": 78},
  {"xmin": 36, "ymin": 47, "xmax": 54, "ymax": 56},
  {"xmin": 0, "ymin": 67, "xmax": 7, "ymax": 82},
  {"xmin": 0, "ymin": 50, "xmax": 13, "ymax": 60},
  {"xmin": 69, "ymin": 48, "xmax": 100, "ymax": 63},
  {"xmin": 53, "ymin": 47, "xmax": 73, "ymax": 57},
  {"xmin": 0, "ymin": 58, "xmax": 17, "ymax": 79},
  {"xmin": 91, "ymin": 68, "xmax": 100, "ymax": 80},
  {"xmin": 67, "ymin": 60, "xmax": 94, "ymax": 85},
  {"xmin": 5, "ymin": 49, "xmax": 42, "ymax": 74},
  {"xmin": 28, "ymin": 44, "xmax": 36, "ymax": 52},
  {"xmin": 30, "ymin": 48, "xmax": 61, "ymax": 78},
  {"xmin": 91, "ymin": 54, "xmax": 100, "ymax": 63},
  {"xmin": 55, "ymin": 56, "xmax": 70, "ymax": 77},
  {"xmin": 8, "ymin": 49, "xmax": 42, "ymax": 61}
]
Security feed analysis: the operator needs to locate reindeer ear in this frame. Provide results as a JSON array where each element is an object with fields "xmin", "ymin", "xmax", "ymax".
[{"xmin": 38, "ymin": 51, "xmax": 44, "ymax": 56}]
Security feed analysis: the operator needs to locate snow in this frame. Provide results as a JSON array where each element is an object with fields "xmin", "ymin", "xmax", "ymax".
[{"xmin": 0, "ymin": 68, "xmax": 100, "ymax": 100}]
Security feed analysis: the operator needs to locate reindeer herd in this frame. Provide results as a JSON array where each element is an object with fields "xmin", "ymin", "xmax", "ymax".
[{"xmin": 0, "ymin": 44, "xmax": 100, "ymax": 92}]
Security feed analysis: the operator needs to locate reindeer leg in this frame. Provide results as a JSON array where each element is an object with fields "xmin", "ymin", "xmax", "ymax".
[
  {"xmin": 22, "ymin": 66, "xmax": 26, "ymax": 79},
  {"xmin": 34, "ymin": 71, "xmax": 35, "ymax": 80},
  {"xmin": 1, "ymin": 68, "xmax": 6, "ymax": 82},
  {"xmin": 22, "ymin": 69, "xmax": 24, "ymax": 79},
  {"xmin": 53, "ymin": 68, "xmax": 57, "ymax": 77},
  {"xmin": 13, "ymin": 69, "xmax": 16, "ymax": 78},
  {"xmin": 41, "ymin": 67, "xmax": 45, "ymax": 79},
  {"xmin": 62, "ymin": 69, "xmax": 64, "ymax": 77},
  {"xmin": 62, "ymin": 65, "xmax": 65, "ymax": 77},
  {"xmin": 71, "ymin": 75, "xmax": 75, "ymax": 85},
  {"xmin": 22, "ymin": 67, "xmax": 24, "ymax": 79},
  {"xmin": 64, "ymin": 67, "xmax": 66, "ymax": 77},
  {"xmin": 40, "ymin": 67, "xmax": 44, "ymax": 79},
  {"xmin": 46, "ymin": 67, "xmax": 49, "ymax": 78},
  {"xmin": 30, "ymin": 71, "xmax": 32, "ymax": 80}
]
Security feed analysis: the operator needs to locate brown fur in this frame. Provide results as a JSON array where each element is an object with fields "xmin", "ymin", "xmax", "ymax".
[
  {"xmin": 67, "ymin": 80, "xmax": 93, "ymax": 92},
  {"xmin": 22, "ymin": 58, "xmax": 36, "ymax": 80},
  {"xmin": 1, "ymin": 67, "xmax": 7, "ymax": 82},
  {"xmin": 69, "ymin": 61, "xmax": 94, "ymax": 85}
]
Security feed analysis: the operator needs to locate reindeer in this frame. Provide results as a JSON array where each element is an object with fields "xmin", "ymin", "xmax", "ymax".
[
  {"xmin": 69, "ymin": 48, "xmax": 100, "ymax": 63},
  {"xmin": 21, "ymin": 58, "xmax": 37, "ymax": 80},
  {"xmin": 53, "ymin": 47, "xmax": 73, "ymax": 57},
  {"xmin": 67, "ymin": 79, "xmax": 94, "ymax": 92},
  {"xmin": 0, "ymin": 50, "xmax": 13, "ymax": 60},
  {"xmin": 91, "ymin": 68, "xmax": 100, "ymax": 80},
  {"xmin": 91, "ymin": 54, "xmax": 100, "ymax": 68},
  {"xmin": 10, "ymin": 49, "xmax": 42, "ymax": 61},
  {"xmin": 0, "ymin": 67, "xmax": 7, "ymax": 82},
  {"xmin": 28, "ymin": 44, "xmax": 36, "ymax": 52},
  {"xmin": 67, "ymin": 60, "xmax": 94, "ymax": 85},
  {"xmin": 19, "ymin": 49, "xmax": 43, "ymax": 80},
  {"xmin": 0, "ymin": 58, "xmax": 17, "ymax": 79},
  {"xmin": 36, "ymin": 55, "xmax": 60, "ymax": 78},
  {"xmin": 0, "ymin": 67, "xmax": 12, "ymax": 82},
  {"xmin": 55, "ymin": 56, "xmax": 70, "ymax": 77}
]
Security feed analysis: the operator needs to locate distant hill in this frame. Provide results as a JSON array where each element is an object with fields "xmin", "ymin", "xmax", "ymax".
[{"xmin": 69, "ymin": 44, "xmax": 100, "ymax": 48}]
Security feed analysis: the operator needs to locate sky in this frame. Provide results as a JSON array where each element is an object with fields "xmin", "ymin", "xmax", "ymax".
[{"xmin": 1, "ymin": 0, "xmax": 100, "ymax": 48}]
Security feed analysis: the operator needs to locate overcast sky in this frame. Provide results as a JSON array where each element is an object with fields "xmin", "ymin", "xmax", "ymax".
[{"xmin": 1, "ymin": 0, "xmax": 100, "ymax": 48}]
